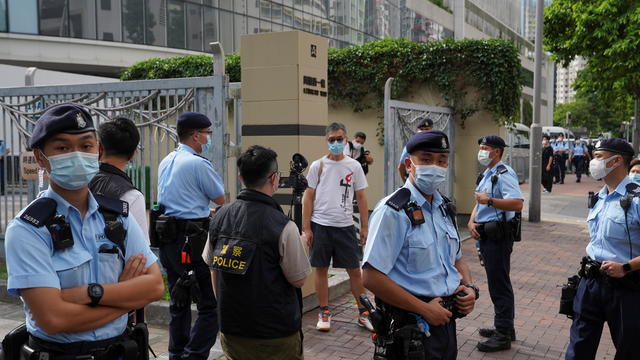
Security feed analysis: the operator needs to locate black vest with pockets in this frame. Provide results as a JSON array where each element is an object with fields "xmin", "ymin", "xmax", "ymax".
[{"xmin": 209, "ymin": 189, "xmax": 297, "ymax": 338}]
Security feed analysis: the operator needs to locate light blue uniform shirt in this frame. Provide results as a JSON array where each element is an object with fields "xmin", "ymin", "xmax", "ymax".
[
  {"xmin": 363, "ymin": 181, "xmax": 462, "ymax": 298},
  {"xmin": 475, "ymin": 161, "xmax": 523, "ymax": 222},
  {"xmin": 4, "ymin": 188, "xmax": 157, "ymax": 343},
  {"xmin": 571, "ymin": 144, "xmax": 586, "ymax": 156},
  {"xmin": 158, "ymin": 143, "xmax": 224, "ymax": 219},
  {"xmin": 0, "ymin": 141, "xmax": 5, "ymax": 156},
  {"xmin": 399, "ymin": 146, "xmax": 409, "ymax": 165},
  {"xmin": 552, "ymin": 140, "xmax": 568, "ymax": 152},
  {"xmin": 586, "ymin": 177, "xmax": 640, "ymax": 262}
]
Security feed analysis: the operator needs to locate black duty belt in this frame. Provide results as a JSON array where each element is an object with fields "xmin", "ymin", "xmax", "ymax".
[
  {"xmin": 174, "ymin": 217, "xmax": 209, "ymax": 232},
  {"xmin": 29, "ymin": 333, "xmax": 123, "ymax": 357}
]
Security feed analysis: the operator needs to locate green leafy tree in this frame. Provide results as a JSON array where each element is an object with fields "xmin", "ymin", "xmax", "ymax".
[
  {"xmin": 553, "ymin": 94, "xmax": 624, "ymax": 137},
  {"xmin": 544, "ymin": 0, "xmax": 640, "ymax": 132}
]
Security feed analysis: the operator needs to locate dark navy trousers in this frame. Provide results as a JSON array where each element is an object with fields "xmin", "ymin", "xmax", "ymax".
[
  {"xmin": 479, "ymin": 231, "xmax": 515, "ymax": 329},
  {"xmin": 421, "ymin": 320, "xmax": 457, "ymax": 360},
  {"xmin": 160, "ymin": 231, "xmax": 218, "ymax": 360},
  {"xmin": 566, "ymin": 278, "xmax": 640, "ymax": 360}
]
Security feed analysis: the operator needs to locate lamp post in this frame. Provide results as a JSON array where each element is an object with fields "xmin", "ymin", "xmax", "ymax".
[{"xmin": 528, "ymin": 0, "xmax": 544, "ymax": 222}]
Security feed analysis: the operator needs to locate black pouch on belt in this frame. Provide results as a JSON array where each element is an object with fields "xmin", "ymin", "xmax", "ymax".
[
  {"xmin": 185, "ymin": 220, "xmax": 208, "ymax": 262},
  {"xmin": 0, "ymin": 323, "xmax": 28, "ymax": 360},
  {"xmin": 155, "ymin": 215, "xmax": 177, "ymax": 244}
]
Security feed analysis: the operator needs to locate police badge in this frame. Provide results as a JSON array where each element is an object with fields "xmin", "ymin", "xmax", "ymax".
[{"xmin": 76, "ymin": 112, "xmax": 86, "ymax": 129}]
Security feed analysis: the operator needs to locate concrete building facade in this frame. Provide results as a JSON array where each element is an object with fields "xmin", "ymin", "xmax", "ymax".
[{"xmin": 555, "ymin": 57, "xmax": 587, "ymax": 104}]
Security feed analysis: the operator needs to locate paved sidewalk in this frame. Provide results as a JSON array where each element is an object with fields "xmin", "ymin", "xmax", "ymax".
[{"xmin": 0, "ymin": 173, "xmax": 619, "ymax": 359}]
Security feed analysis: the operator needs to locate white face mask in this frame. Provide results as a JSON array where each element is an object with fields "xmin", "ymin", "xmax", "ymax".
[
  {"xmin": 352, "ymin": 142, "xmax": 363, "ymax": 151},
  {"xmin": 589, "ymin": 155, "xmax": 619, "ymax": 180},
  {"xmin": 477, "ymin": 149, "xmax": 492, "ymax": 166},
  {"xmin": 411, "ymin": 161, "xmax": 447, "ymax": 195}
]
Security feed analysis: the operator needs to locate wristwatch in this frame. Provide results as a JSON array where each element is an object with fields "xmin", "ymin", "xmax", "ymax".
[
  {"xmin": 623, "ymin": 263, "xmax": 633, "ymax": 274},
  {"xmin": 463, "ymin": 284, "xmax": 480, "ymax": 300},
  {"xmin": 487, "ymin": 198, "xmax": 494, "ymax": 207},
  {"xmin": 87, "ymin": 283, "xmax": 104, "ymax": 307}
]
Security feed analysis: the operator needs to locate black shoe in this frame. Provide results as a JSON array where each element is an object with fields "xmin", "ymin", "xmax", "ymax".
[
  {"xmin": 478, "ymin": 327, "xmax": 516, "ymax": 341},
  {"xmin": 560, "ymin": 180, "xmax": 564, "ymax": 184},
  {"xmin": 477, "ymin": 330, "xmax": 512, "ymax": 352},
  {"xmin": 576, "ymin": 178, "xmax": 581, "ymax": 183}
]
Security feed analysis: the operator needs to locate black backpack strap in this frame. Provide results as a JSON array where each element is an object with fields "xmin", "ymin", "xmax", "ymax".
[
  {"xmin": 93, "ymin": 193, "xmax": 129, "ymax": 256},
  {"xmin": 385, "ymin": 188, "xmax": 411, "ymax": 211},
  {"xmin": 439, "ymin": 192, "xmax": 461, "ymax": 254},
  {"xmin": 20, "ymin": 198, "xmax": 57, "ymax": 227}
]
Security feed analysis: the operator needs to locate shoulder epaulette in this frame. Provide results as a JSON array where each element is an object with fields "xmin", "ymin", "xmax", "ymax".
[
  {"xmin": 20, "ymin": 198, "xmax": 57, "ymax": 227},
  {"xmin": 385, "ymin": 188, "xmax": 411, "ymax": 211},
  {"xmin": 93, "ymin": 193, "xmax": 129, "ymax": 217},
  {"xmin": 496, "ymin": 164, "xmax": 508, "ymax": 175},
  {"xmin": 626, "ymin": 182, "xmax": 640, "ymax": 197}
]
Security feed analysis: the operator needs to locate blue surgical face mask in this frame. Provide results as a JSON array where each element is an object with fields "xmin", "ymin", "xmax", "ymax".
[
  {"xmin": 200, "ymin": 135, "xmax": 212, "ymax": 153},
  {"xmin": 328, "ymin": 140, "xmax": 345, "ymax": 155},
  {"xmin": 42, "ymin": 151, "xmax": 99, "ymax": 190},
  {"xmin": 630, "ymin": 173, "xmax": 640, "ymax": 183},
  {"xmin": 411, "ymin": 161, "xmax": 447, "ymax": 194}
]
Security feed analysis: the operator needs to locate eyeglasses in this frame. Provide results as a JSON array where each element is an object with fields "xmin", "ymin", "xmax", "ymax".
[{"xmin": 327, "ymin": 136, "xmax": 344, "ymax": 143}]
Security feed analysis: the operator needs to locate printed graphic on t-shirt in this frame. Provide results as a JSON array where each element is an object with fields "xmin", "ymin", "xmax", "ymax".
[{"xmin": 340, "ymin": 172, "xmax": 354, "ymax": 211}]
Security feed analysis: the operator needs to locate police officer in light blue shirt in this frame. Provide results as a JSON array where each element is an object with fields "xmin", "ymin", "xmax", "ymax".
[
  {"xmin": 468, "ymin": 135, "xmax": 524, "ymax": 353},
  {"xmin": 566, "ymin": 138, "xmax": 640, "ymax": 360},
  {"xmin": 570, "ymin": 140, "xmax": 590, "ymax": 183},
  {"xmin": 4, "ymin": 103, "xmax": 163, "ymax": 357},
  {"xmin": 364, "ymin": 130, "xmax": 477, "ymax": 360},
  {"xmin": 552, "ymin": 134, "xmax": 569, "ymax": 184},
  {"xmin": 397, "ymin": 117, "xmax": 433, "ymax": 183},
  {"xmin": 157, "ymin": 112, "xmax": 224, "ymax": 360}
]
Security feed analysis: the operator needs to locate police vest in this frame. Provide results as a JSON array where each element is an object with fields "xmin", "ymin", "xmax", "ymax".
[
  {"xmin": 209, "ymin": 189, "xmax": 299, "ymax": 338},
  {"xmin": 89, "ymin": 162, "xmax": 137, "ymax": 200}
]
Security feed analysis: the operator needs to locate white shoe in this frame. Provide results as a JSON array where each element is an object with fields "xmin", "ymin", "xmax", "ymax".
[
  {"xmin": 358, "ymin": 311, "xmax": 375, "ymax": 332},
  {"xmin": 316, "ymin": 310, "xmax": 332, "ymax": 331}
]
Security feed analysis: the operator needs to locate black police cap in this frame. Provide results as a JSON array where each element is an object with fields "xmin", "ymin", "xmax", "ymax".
[
  {"xmin": 595, "ymin": 138, "xmax": 634, "ymax": 156},
  {"xmin": 177, "ymin": 112, "xmax": 212, "ymax": 129},
  {"xmin": 29, "ymin": 104, "xmax": 94, "ymax": 149},
  {"xmin": 478, "ymin": 135, "xmax": 507, "ymax": 148},
  {"xmin": 416, "ymin": 117, "xmax": 434, "ymax": 129},
  {"xmin": 406, "ymin": 130, "xmax": 450, "ymax": 154}
]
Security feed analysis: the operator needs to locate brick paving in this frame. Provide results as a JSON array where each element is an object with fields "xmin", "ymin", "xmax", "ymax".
[
  {"xmin": 0, "ymin": 173, "xmax": 620, "ymax": 359},
  {"xmin": 301, "ymin": 173, "xmax": 616, "ymax": 360}
]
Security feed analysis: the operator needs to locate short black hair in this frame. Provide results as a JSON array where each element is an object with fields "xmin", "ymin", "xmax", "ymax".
[
  {"xmin": 354, "ymin": 131, "xmax": 366, "ymax": 140},
  {"xmin": 629, "ymin": 158, "xmax": 640, "ymax": 171},
  {"xmin": 237, "ymin": 145, "xmax": 278, "ymax": 189},
  {"xmin": 98, "ymin": 117, "xmax": 140, "ymax": 159},
  {"xmin": 177, "ymin": 123, "xmax": 196, "ymax": 141},
  {"xmin": 543, "ymin": 135, "xmax": 550, "ymax": 141}
]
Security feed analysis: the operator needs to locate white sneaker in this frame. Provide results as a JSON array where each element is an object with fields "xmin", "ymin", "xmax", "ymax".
[
  {"xmin": 358, "ymin": 311, "xmax": 375, "ymax": 332},
  {"xmin": 316, "ymin": 310, "xmax": 332, "ymax": 331}
]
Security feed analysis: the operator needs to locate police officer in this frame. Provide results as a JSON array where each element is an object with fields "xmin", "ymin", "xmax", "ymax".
[
  {"xmin": 566, "ymin": 138, "xmax": 640, "ymax": 360},
  {"xmin": 467, "ymin": 135, "xmax": 523, "ymax": 352},
  {"xmin": 569, "ymin": 140, "xmax": 590, "ymax": 183},
  {"xmin": 157, "ymin": 112, "xmax": 225, "ymax": 360},
  {"xmin": 363, "ymin": 130, "xmax": 478, "ymax": 359},
  {"xmin": 552, "ymin": 134, "xmax": 569, "ymax": 184},
  {"xmin": 4, "ymin": 103, "xmax": 163, "ymax": 359}
]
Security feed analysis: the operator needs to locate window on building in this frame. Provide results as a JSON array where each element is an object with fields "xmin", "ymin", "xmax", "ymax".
[
  {"xmin": 69, "ymin": 0, "xmax": 96, "ymax": 39},
  {"xmin": 10, "ymin": 0, "xmax": 37, "ymax": 33},
  {"xmin": 146, "ymin": 0, "xmax": 167, "ymax": 47},
  {"xmin": 203, "ymin": 6, "xmax": 218, "ymax": 48},
  {"xmin": 0, "ymin": 0, "xmax": 7, "ymax": 32},
  {"xmin": 167, "ymin": 0, "xmax": 186, "ymax": 48},
  {"xmin": 39, "ymin": 0, "xmax": 68, "ymax": 36},
  {"xmin": 219, "ymin": 9, "xmax": 233, "ymax": 53},
  {"xmin": 186, "ymin": 3, "xmax": 202, "ymax": 51},
  {"xmin": 98, "ymin": 0, "xmax": 121, "ymax": 41},
  {"xmin": 122, "ymin": 0, "xmax": 144, "ymax": 43}
]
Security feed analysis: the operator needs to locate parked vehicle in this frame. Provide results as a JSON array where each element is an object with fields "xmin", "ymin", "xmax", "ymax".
[{"xmin": 505, "ymin": 123, "xmax": 530, "ymax": 184}]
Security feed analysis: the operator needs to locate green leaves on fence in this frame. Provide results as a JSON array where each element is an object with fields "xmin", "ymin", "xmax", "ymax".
[{"xmin": 121, "ymin": 38, "xmax": 521, "ymax": 127}]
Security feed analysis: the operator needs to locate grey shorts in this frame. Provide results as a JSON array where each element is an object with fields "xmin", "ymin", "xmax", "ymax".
[{"xmin": 309, "ymin": 221, "xmax": 360, "ymax": 269}]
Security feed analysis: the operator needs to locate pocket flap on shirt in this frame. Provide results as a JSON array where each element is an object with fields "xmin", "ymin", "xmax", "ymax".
[{"xmin": 52, "ymin": 248, "xmax": 92, "ymax": 272}]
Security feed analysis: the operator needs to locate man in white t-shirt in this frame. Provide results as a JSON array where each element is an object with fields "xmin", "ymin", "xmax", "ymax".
[
  {"xmin": 302, "ymin": 122, "xmax": 372, "ymax": 332},
  {"xmin": 89, "ymin": 117, "xmax": 149, "ymax": 244}
]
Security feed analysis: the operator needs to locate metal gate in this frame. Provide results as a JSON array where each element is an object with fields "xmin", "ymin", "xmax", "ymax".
[
  {"xmin": 0, "ymin": 74, "xmax": 227, "ymax": 236},
  {"xmin": 383, "ymin": 78, "xmax": 455, "ymax": 197}
]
